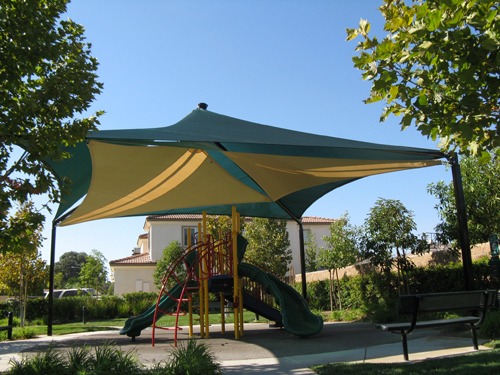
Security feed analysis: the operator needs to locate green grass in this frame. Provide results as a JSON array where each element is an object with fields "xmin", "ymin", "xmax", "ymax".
[
  {"xmin": 313, "ymin": 349, "xmax": 500, "ymax": 374},
  {"xmin": 0, "ymin": 310, "xmax": 269, "ymax": 340}
]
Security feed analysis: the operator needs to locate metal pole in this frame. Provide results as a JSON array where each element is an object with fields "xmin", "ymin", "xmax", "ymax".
[
  {"xmin": 297, "ymin": 220, "xmax": 307, "ymax": 301},
  {"xmin": 449, "ymin": 153, "xmax": 474, "ymax": 290},
  {"xmin": 48, "ymin": 221, "xmax": 57, "ymax": 336},
  {"xmin": 275, "ymin": 201, "xmax": 307, "ymax": 300}
]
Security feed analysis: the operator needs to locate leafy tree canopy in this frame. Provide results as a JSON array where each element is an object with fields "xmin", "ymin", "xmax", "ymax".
[
  {"xmin": 244, "ymin": 218, "xmax": 292, "ymax": 279},
  {"xmin": 0, "ymin": 0, "xmax": 103, "ymax": 253},
  {"xmin": 54, "ymin": 251, "xmax": 89, "ymax": 288},
  {"xmin": 319, "ymin": 213, "xmax": 359, "ymax": 310},
  {"xmin": 319, "ymin": 213, "xmax": 359, "ymax": 272},
  {"xmin": 79, "ymin": 249, "xmax": 108, "ymax": 295},
  {"xmin": 347, "ymin": 0, "xmax": 499, "ymax": 161},
  {"xmin": 428, "ymin": 153, "xmax": 500, "ymax": 246},
  {"xmin": 153, "ymin": 241, "xmax": 185, "ymax": 290},
  {"xmin": 362, "ymin": 198, "xmax": 428, "ymax": 274},
  {"xmin": 0, "ymin": 202, "xmax": 47, "ymax": 297},
  {"xmin": 304, "ymin": 230, "xmax": 320, "ymax": 272}
]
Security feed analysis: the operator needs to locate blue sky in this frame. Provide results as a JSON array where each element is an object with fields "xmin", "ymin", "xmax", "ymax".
[{"xmin": 39, "ymin": 0, "xmax": 451, "ymax": 265}]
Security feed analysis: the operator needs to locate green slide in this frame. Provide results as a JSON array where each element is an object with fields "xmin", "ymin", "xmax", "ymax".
[
  {"xmin": 238, "ymin": 262, "xmax": 323, "ymax": 337},
  {"xmin": 119, "ymin": 283, "xmax": 183, "ymax": 339}
]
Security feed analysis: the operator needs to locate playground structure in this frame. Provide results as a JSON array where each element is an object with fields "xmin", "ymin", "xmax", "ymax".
[{"xmin": 120, "ymin": 210, "xmax": 323, "ymax": 346}]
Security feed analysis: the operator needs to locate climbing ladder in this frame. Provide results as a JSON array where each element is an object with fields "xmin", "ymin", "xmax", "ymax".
[{"xmin": 151, "ymin": 233, "xmax": 235, "ymax": 346}]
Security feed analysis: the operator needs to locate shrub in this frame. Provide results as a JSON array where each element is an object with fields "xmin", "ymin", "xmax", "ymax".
[
  {"xmin": 480, "ymin": 310, "xmax": 500, "ymax": 340},
  {"xmin": 303, "ymin": 281, "xmax": 329, "ymax": 311},
  {"xmin": 25, "ymin": 298, "xmax": 47, "ymax": 322},
  {"xmin": 83, "ymin": 296, "xmax": 126, "ymax": 320},
  {"xmin": 123, "ymin": 292, "xmax": 158, "ymax": 316},
  {"xmin": 91, "ymin": 342, "xmax": 141, "ymax": 374},
  {"xmin": 163, "ymin": 339, "xmax": 221, "ymax": 375},
  {"xmin": 11, "ymin": 326, "xmax": 37, "ymax": 340},
  {"xmin": 7, "ymin": 342, "xmax": 142, "ymax": 375},
  {"xmin": 52, "ymin": 297, "xmax": 86, "ymax": 323},
  {"xmin": 8, "ymin": 346, "xmax": 67, "ymax": 375}
]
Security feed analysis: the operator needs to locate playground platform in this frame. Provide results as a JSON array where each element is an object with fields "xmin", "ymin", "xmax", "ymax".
[{"xmin": 0, "ymin": 321, "xmax": 492, "ymax": 374}]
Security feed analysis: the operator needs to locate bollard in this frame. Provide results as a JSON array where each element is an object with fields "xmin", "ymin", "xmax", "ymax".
[
  {"xmin": 7, "ymin": 312, "xmax": 13, "ymax": 340},
  {"xmin": 82, "ymin": 306, "xmax": 86, "ymax": 324}
]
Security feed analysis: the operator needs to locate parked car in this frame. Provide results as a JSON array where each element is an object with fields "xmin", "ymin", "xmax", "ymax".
[{"xmin": 44, "ymin": 288, "xmax": 96, "ymax": 299}]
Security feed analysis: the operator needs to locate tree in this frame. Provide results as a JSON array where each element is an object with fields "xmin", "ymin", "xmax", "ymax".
[
  {"xmin": 0, "ymin": 202, "xmax": 48, "ymax": 325},
  {"xmin": 362, "ymin": 198, "xmax": 428, "ymax": 294},
  {"xmin": 318, "ymin": 214, "xmax": 358, "ymax": 310},
  {"xmin": 54, "ymin": 251, "xmax": 89, "ymax": 288},
  {"xmin": 153, "ymin": 241, "xmax": 185, "ymax": 290},
  {"xmin": 79, "ymin": 250, "xmax": 108, "ymax": 296},
  {"xmin": 304, "ymin": 230, "xmax": 320, "ymax": 272},
  {"xmin": 0, "ymin": 0, "xmax": 103, "ymax": 254},
  {"xmin": 347, "ymin": 0, "xmax": 499, "ymax": 160},
  {"xmin": 244, "ymin": 218, "xmax": 292, "ymax": 280},
  {"xmin": 428, "ymin": 154, "xmax": 500, "ymax": 247},
  {"xmin": 206, "ymin": 215, "xmax": 231, "ymax": 240}
]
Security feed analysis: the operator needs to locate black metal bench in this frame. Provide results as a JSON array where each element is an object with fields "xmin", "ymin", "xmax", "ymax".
[
  {"xmin": 0, "ymin": 312, "xmax": 13, "ymax": 340},
  {"xmin": 376, "ymin": 290, "xmax": 498, "ymax": 360}
]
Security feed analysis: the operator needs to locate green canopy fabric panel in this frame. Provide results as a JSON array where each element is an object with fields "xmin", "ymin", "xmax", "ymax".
[{"xmin": 47, "ymin": 108, "xmax": 446, "ymax": 225}]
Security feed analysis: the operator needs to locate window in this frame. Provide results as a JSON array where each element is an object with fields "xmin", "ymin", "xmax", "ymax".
[
  {"xmin": 182, "ymin": 226, "xmax": 198, "ymax": 247},
  {"xmin": 135, "ymin": 280, "xmax": 143, "ymax": 292}
]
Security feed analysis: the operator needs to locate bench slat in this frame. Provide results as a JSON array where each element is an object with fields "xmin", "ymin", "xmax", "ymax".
[
  {"xmin": 377, "ymin": 290, "xmax": 498, "ymax": 361},
  {"xmin": 378, "ymin": 316, "xmax": 479, "ymax": 332}
]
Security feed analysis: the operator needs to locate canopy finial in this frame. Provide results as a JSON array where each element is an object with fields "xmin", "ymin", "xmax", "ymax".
[{"xmin": 197, "ymin": 103, "xmax": 208, "ymax": 110}]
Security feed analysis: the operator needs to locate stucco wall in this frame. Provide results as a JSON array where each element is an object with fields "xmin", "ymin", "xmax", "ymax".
[
  {"xmin": 149, "ymin": 220, "xmax": 200, "ymax": 261},
  {"xmin": 286, "ymin": 221, "xmax": 331, "ymax": 274},
  {"xmin": 112, "ymin": 265, "xmax": 158, "ymax": 296}
]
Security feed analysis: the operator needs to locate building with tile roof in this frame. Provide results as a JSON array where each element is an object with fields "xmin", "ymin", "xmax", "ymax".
[{"xmin": 110, "ymin": 214, "xmax": 336, "ymax": 296}]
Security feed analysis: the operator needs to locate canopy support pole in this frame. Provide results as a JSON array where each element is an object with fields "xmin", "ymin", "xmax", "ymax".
[
  {"xmin": 276, "ymin": 202, "xmax": 307, "ymax": 301},
  {"xmin": 47, "ymin": 220, "xmax": 58, "ymax": 336},
  {"xmin": 449, "ymin": 153, "xmax": 474, "ymax": 290},
  {"xmin": 47, "ymin": 209, "xmax": 75, "ymax": 336}
]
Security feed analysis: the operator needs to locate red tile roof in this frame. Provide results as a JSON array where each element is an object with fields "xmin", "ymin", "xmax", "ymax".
[
  {"xmin": 301, "ymin": 216, "xmax": 337, "ymax": 224},
  {"xmin": 109, "ymin": 252, "xmax": 155, "ymax": 265},
  {"xmin": 147, "ymin": 214, "xmax": 202, "ymax": 221},
  {"xmin": 147, "ymin": 214, "xmax": 335, "ymax": 223}
]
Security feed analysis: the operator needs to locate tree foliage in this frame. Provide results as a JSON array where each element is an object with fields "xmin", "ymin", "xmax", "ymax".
[
  {"xmin": 362, "ymin": 198, "xmax": 428, "ymax": 294},
  {"xmin": 319, "ymin": 214, "xmax": 359, "ymax": 310},
  {"xmin": 0, "ymin": 202, "xmax": 47, "ymax": 324},
  {"xmin": 54, "ymin": 251, "xmax": 89, "ymax": 288},
  {"xmin": 205, "ymin": 215, "xmax": 241, "ymax": 241},
  {"xmin": 305, "ymin": 230, "xmax": 320, "ymax": 272},
  {"xmin": 0, "ymin": 250, "xmax": 47, "ymax": 297},
  {"xmin": 0, "ymin": 0, "xmax": 103, "ymax": 253},
  {"xmin": 428, "ymin": 153, "xmax": 500, "ymax": 246},
  {"xmin": 79, "ymin": 249, "xmax": 108, "ymax": 295},
  {"xmin": 244, "ymin": 218, "xmax": 292, "ymax": 279},
  {"xmin": 347, "ymin": 0, "xmax": 499, "ymax": 160},
  {"xmin": 153, "ymin": 241, "xmax": 185, "ymax": 290}
]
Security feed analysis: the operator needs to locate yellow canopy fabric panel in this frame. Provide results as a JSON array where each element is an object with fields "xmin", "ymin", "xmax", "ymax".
[
  {"xmin": 61, "ymin": 142, "xmax": 271, "ymax": 226},
  {"xmin": 225, "ymin": 152, "xmax": 442, "ymax": 200}
]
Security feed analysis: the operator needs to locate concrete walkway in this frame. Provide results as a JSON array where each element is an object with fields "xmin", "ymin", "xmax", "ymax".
[{"xmin": 0, "ymin": 322, "xmax": 491, "ymax": 374}]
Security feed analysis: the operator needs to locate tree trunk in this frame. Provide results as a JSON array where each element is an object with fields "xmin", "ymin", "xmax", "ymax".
[
  {"xmin": 19, "ymin": 262, "xmax": 26, "ymax": 327},
  {"xmin": 335, "ymin": 268, "xmax": 342, "ymax": 310},
  {"xmin": 328, "ymin": 269, "xmax": 335, "ymax": 311}
]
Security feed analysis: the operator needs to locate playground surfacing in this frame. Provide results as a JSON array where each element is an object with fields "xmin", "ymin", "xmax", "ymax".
[{"xmin": 1, "ymin": 321, "xmax": 485, "ymax": 374}]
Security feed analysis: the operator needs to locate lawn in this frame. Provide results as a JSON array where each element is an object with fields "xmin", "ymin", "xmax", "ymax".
[
  {"xmin": 313, "ymin": 349, "xmax": 500, "ymax": 374},
  {"xmin": 0, "ymin": 310, "xmax": 269, "ymax": 340}
]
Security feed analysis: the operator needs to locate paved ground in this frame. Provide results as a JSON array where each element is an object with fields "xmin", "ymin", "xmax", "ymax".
[{"xmin": 0, "ymin": 321, "xmax": 492, "ymax": 374}]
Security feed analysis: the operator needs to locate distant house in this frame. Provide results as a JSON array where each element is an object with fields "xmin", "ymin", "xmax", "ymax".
[{"xmin": 109, "ymin": 214, "xmax": 336, "ymax": 296}]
